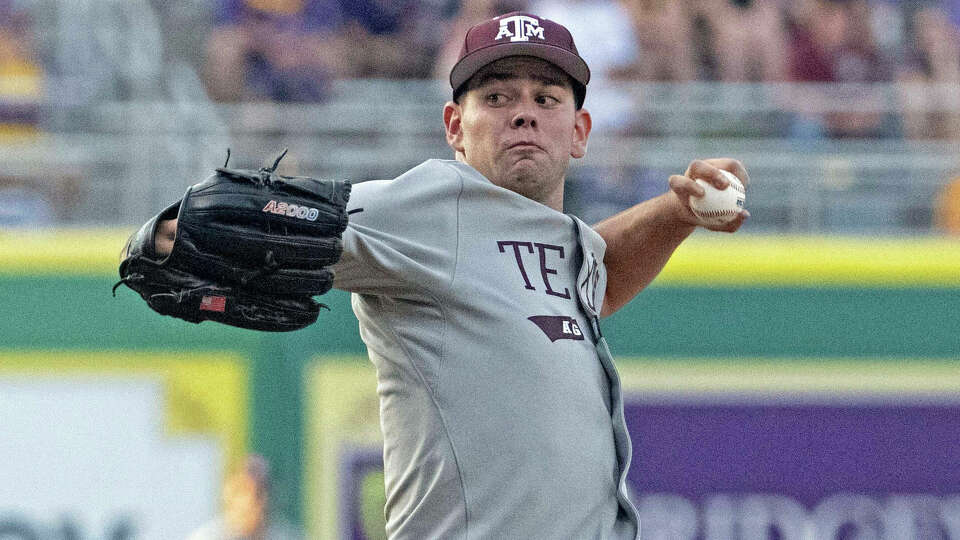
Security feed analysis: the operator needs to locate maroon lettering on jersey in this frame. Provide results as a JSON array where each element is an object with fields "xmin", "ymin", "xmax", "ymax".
[
  {"xmin": 528, "ymin": 315, "xmax": 585, "ymax": 342},
  {"xmin": 498, "ymin": 240, "xmax": 573, "ymax": 300},
  {"xmin": 578, "ymin": 253, "xmax": 600, "ymax": 313},
  {"xmin": 497, "ymin": 240, "xmax": 536, "ymax": 290},
  {"xmin": 534, "ymin": 243, "xmax": 571, "ymax": 299}
]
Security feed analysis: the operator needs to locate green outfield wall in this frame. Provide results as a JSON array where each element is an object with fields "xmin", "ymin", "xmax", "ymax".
[{"xmin": 2, "ymin": 229, "xmax": 959, "ymax": 531}]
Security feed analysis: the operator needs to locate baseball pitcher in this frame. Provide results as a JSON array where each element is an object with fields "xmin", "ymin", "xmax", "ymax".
[{"xmin": 118, "ymin": 11, "xmax": 749, "ymax": 539}]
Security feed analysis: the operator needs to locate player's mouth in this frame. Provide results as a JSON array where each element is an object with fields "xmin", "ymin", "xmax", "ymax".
[{"xmin": 506, "ymin": 141, "xmax": 544, "ymax": 152}]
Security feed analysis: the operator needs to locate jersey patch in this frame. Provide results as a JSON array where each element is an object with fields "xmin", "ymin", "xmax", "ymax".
[{"xmin": 528, "ymin": 315, "xmax": 584, "ymax": 342}]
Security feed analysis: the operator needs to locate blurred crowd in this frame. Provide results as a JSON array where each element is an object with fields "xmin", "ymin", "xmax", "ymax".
[
  {"xmin": 2, "ymin": 0, "xmax": 960, "ymax": 231},
  {"xmin": 198, "ymin": 0, "xmax": 960, "ymax": 139},
  {"xmin": 3, "ymin": 0, "xmax": 958, "ymax": 137},
  {"xmin": 0, "ymin": 0, "xmax": 41, "ymax": 138}
]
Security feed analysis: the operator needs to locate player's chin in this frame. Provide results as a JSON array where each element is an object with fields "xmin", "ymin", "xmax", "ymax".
[
  {"xmin": 506, "ymin": 151, "xmax": 543, "ymax": 166},
  {"xmin": 504, "ymin": 156, "xmax": 543, "ymax": 179}
]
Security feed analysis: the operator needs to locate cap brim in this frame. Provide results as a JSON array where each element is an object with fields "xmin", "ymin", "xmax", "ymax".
[{"xmin": 449, "ymin": 42, "xmax": 591, "ymax": 92}]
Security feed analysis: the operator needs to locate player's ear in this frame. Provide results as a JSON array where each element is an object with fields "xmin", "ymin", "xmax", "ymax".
[
  {"xmin": 443, "ymin": 101, "xmax": 466, "ymax": 154},
  {"xmin": 571, "ymin": 107, "xmax": 591, "ymax": 159}
]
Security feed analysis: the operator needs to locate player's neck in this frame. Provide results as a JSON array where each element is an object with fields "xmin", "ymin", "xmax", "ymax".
[
  {"xmin": 499, "ymin": 177, "xmax": 565, "ymax": 213},
  {"xmin": 453, "ymin": 153, "xmax": 565, "ymax": 212}
]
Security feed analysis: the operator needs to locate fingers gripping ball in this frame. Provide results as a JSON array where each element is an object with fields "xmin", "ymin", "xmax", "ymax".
[
  {"xmin": 114, "ymin": 150, "xmax": 352, "ymax": 332},
  {"xmin": 689, "ymin": 169, "xmax": 746, "ymax": 227}
]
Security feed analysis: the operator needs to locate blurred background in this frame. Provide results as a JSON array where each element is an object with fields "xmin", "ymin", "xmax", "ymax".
[{"xmin": 1, "ymin": 0, "xmax": 959, "ymax": 538}]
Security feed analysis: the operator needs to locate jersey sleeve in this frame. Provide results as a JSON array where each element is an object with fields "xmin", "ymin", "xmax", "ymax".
[{"xmin": 332, "ymin": 160, "xmax": 463, "ymax": 296}]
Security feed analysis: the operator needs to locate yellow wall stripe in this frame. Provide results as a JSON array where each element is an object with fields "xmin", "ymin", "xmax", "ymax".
[
  {"xmin": 3, "ymin": 229, "xmax": 960, "ymax": 286},
  {"xmin": 0, "ymin": 229, "xmax": 130, "ymax": 275},
  {"xmin": 655, "ymin": 234, "xmax": 960, "ymax": 286},
  {"xmin": 617, "ymin": 357, "xmax": 960, "ymax": 395}
]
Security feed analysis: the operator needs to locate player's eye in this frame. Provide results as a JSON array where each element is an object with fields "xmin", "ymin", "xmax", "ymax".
[
  {"xmin": 486, "ymin": 93, "xmax": 507, "ymax": 106},
  {"xmin": 535, "ymin": 94, "xmax": 560, "ymax": 106}
]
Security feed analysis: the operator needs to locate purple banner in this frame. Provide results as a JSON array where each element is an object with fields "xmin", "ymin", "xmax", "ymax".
[
  {"xmin": 627, "ymin": 402, "xmax": 960, "ymax": 501},
  {"xmin": 340, "ymin": 398, "xmax": 960, "ymax": 539},
  {"xmin": 625, "ymin": 399, "xmax": 960, "ymax": 539}
]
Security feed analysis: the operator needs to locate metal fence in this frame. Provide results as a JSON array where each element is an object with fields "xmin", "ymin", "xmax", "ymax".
[{"xmin": 2, "ymin": 79, "xmax": 958, "ymax": 233}]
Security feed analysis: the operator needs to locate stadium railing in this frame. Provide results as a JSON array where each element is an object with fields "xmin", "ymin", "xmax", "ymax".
[{"xmin": 0, "ymin": 80, "xmax": 957, "ymax": 234}]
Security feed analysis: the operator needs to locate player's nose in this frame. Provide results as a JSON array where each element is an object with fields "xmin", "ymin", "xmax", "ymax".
[{"xmin": 511, "ymin": 112, "xmax": 537, "ymax": 129}]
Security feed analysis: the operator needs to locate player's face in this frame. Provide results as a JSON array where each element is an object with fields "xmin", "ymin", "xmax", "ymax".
[{"xmin": 443, "ymin": 57, "xmax": 591, "ymax": 210}]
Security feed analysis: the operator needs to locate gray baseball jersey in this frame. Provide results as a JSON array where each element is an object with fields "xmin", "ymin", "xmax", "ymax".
[{"xmin": 333, "ymin": 159, "xmax": 640, "ymax": 539}]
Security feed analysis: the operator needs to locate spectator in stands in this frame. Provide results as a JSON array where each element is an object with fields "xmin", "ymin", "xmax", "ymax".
[
  {"xmin": 686, "ymin": 0, "xmax": 794, "ymax": 138},
  {"xmin": 204, "ymin": 0, "xmax": 356, "ymax": 102},
  {"xmin": 343, "ymin": 0, "xmax": 458, "ymax": 79},
  {"xmin": 0, "ymin": 0, "xmax": 43, "ymax": 138},
  {"xmin": 205, "ymin": 0, "xmax": 458, "ymax": 101},
  {"xmin": 695, "ymin": 0, "xmax": 790, "ymax": 82},
  {"xmin": 896, "ymin": 5, "xmax": 960, "ymax": 139},
  {"xmin": 934, "ymin": 173, "xmax": 960, "ymax": 234},
  {"xmin": 616, "ymin": 0, "xmax": 698, "ymax": 82},
  {"xmin": 789, "ymin": 0, "xmax": 893, "ymax": 84},
  {"xmin": 188, "ymin": 454, "xmax": 304, "ymax": 540},
  {"xmin": 0, "ymin": 0, "xmax": 56, "ymax": 226},
  {"xmin": 786, "ymin": 0, "xmax": 898, "ymax": 138}
]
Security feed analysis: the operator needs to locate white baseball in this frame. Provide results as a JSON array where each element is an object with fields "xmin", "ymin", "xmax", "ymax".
[{"xmin": 689, "ymin": 169, "xmax": 746, "ymax": 226}]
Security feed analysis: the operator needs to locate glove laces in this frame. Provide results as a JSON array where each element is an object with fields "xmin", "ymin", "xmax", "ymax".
[{"xmin": 239, "ymin": 250, "xmax": 281, "ymax": 286}]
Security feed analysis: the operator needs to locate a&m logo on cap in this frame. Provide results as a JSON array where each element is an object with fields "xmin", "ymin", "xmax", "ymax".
[{"xmin": 495, "ymin": 14, "xmax": 544, "ymax": 42}]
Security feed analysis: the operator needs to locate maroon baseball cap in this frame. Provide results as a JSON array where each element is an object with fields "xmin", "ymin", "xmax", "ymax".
[{"xmin": 449, "ymin": 11, "xmax": 590, "ymax": 105}]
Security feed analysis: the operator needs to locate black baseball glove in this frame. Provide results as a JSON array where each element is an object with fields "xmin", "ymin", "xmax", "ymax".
[{"xmin": 114, "ymin": 150, "xmax": 351, "ymax": 331}]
